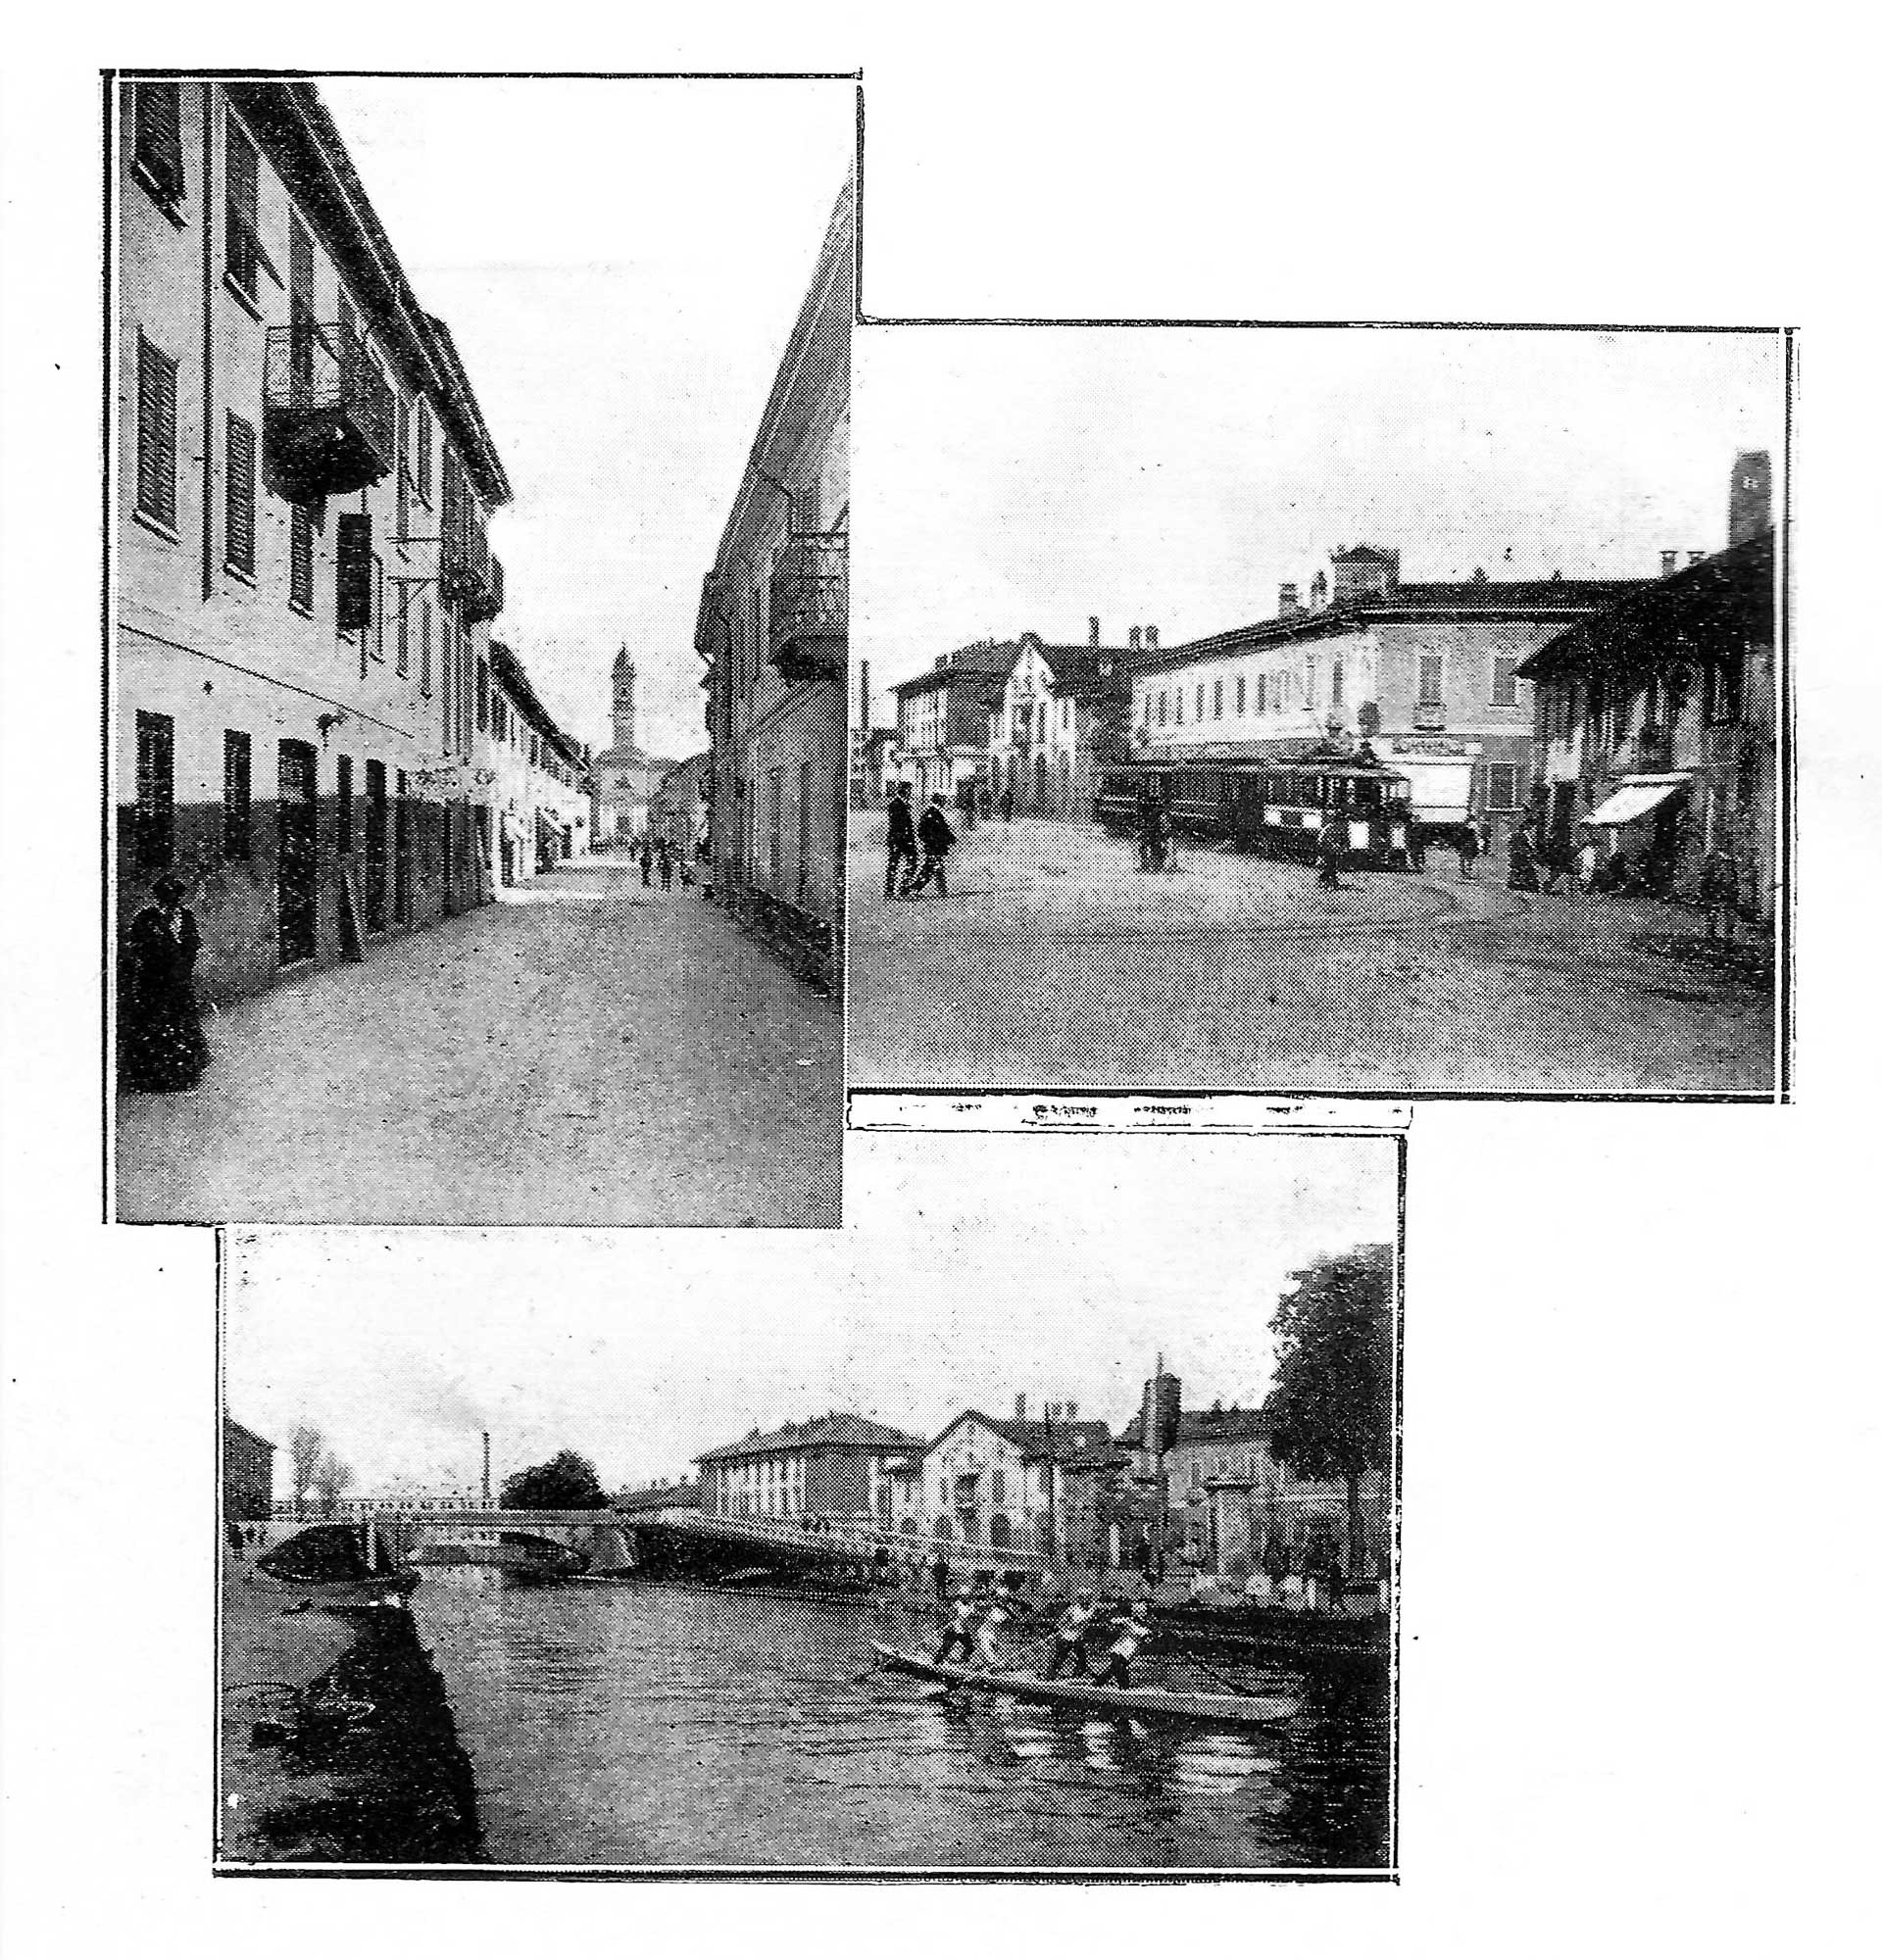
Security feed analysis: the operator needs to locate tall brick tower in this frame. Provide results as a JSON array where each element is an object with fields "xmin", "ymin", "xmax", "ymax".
[
  {"xmin": 1727, "ymin": 450, "xmax": 1772, "ymax": 547},
  {"xmin": 612, "ymin": 645, "xmax": 639, "ymax": 756}
]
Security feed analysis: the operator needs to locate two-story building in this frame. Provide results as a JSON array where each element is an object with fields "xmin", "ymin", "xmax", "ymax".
[
  {"xmin": 913, "ymin": 1398, "xmax": 1114, "ymax": 1557},
  {"xmin": 487, "ymin": 642, "xmax": 592, "ymax": 885},
  {"xmin": 223, "ymin": 1415, "xmax": 276, "ymax": 1522},
  {"xmin": 986, "ymin": 620, "xmax": 1140, "ymax": 819},
  {"xmin": 889, "ymin": 644, "xmax": 1020, "ymax": 808},
  {"xmin": 1128, "ymin": 548, "xmax": 1650, "ymax": 848},
  {"xmin": 1518, "ymin": 453, "xmax": 1777, "ymax": 915},
  {"xmin": 648, "ymin": 753, "xmax": 712, "ymax": 858},
  {"xmin": 695, "ymin": 1412, "xmax": 920, "ymax": 1525},
  {"xmin": 116, "ymin": 78, "xmax": 511, "ymax": 1009},
  {"xmin": 695, "ymin": 176, "xmax": 850, "ymax": 992}
]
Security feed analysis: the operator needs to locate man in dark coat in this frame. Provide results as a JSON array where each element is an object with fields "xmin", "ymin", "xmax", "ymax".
[
  {"xmin": 121, "ymin": 875, "xmax": 211, "ymax": 1093},
  {"xmin": 884, "ymin": 783, "xmax": 918, "ymax": 898},
  {"xmin": 1315, "ymin": 813, "xmax": 1348, "ymax": 890},
  {"xmin": 907, "ymin": 794, "xmax": 957, "ymax": 897}
]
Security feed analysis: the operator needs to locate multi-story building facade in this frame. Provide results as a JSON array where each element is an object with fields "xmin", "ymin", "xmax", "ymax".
[
  {"xmin": 223, "ymin": 1415, "xmax": 276, "ymax": 1522},
  {"xmin": 889, "ymin": 644, "xmax": 1019, "ymax": 806},
  {"xmin": 116, "ymin": 79, "xmax": 511, "ymax": 1006},
  {"xmin": 1128, "ymin": 548, "xmax": 1649, "ymax": 847},
  {"xmin": 487, "ymin": 643, "xmax": 592, "ymax": 885},
  {"xmin": 1519, "ymin": 453, "xmax": 1777, "ymax": 916},
  {"xmin": 695, "ymin": 176, "xmax": 850, "ymax": 991},
  {"xmin": 695, "ymin": 1412, "xmax": 921, "ymax": 1524},
  {"xmin": 986, "ymin": 620, "xmax": 1140, "ymax": 819},
  {"xmin": 648, "ymin": 753, "xmax": 712, "ymax": 855},
  {"xmin": 912, "ymin": 1399, "xmax": 1114, "ymax": 1556}
]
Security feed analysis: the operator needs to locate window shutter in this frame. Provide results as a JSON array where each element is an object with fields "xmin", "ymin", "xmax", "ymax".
[
  {"xmin": 135, "ymin": 333, "xmax": 178, "ymax": 530},
  {"xmin": 133, "ymin": 82, "xmax": 185, "ymax": 204},
  {"xmin": 225, "ymin": 119, "xmax": 259, "ymax": 293},
  {"xmin": 335, "ymin": 512, "xmax": 373, "ymax": 632},
  {"xmin": 396, "ymin": 394, "xmax": 410, "ymax": 535},
  {"xmin": 224, "ymin": 413, "xmax": 256, "ymax": 575},
  {"xmin": 417, "ymin": 401, "xmax": 431, "ymax": 502},
  {"xmin": 289, "ymin": 502, "xmax": 314, "ymax": 611}
]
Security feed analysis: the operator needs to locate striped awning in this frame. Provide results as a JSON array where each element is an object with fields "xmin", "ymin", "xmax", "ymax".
[{"xmin": 1586, "ymin": 775, "xmax": 1689, "ymax": 827}]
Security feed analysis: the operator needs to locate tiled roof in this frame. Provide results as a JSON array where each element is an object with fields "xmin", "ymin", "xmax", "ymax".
[
  {"xmin": 891, "ymin": 644, "xmax": 1023, "ymax": 696},
  {"xmin": 695, "ymin": 1412, "xmax": 925, "ymax": 1464},
  {"xmin": 931, "ymin": 1410, "xmax": 1114, "ymax": 1460},
  {"xmin": 612, "ymin": 1481, "xmax": 700, "ymax": 1513},
  {"xmin": 1118, "ymin": 1404, "xmax": 1272, "ymax": 1447}
]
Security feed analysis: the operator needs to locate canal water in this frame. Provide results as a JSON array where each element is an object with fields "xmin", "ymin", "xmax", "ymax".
[{"xmin": 412, "ymin": 1580, "xmax": 1391, "ymax": 1870}]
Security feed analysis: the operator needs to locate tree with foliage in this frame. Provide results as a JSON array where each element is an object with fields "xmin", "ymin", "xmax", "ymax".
[
  {"xmin": 500, "ymin": 1450, "xmax": 610, "ymax": 1511},
  {"xmin": 310, "ymin": 1449, "xmax": 354, "ymax": 1515},
  {"xmin": 1263, "ymin": 1243, "xmax": 1395, "ymax": 1579}
]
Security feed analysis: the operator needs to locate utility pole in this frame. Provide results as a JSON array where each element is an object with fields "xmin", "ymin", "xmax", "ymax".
[{"xmin": 481, "ymin": 1432, "xmax": 491, "ymax": 1510}]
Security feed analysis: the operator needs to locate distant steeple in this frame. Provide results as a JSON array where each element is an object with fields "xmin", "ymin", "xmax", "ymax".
[{"xmin": 612, "ymin": 645, "xmax": 639, "ymax": 756}]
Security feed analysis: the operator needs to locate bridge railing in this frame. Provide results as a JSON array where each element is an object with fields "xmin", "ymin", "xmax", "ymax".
[{"xmin": 667, "ymin": 1509, "xmax": 1059, "ymax": 1572}]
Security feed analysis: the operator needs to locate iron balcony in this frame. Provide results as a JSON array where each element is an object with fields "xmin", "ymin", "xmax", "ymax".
[
  {"xmin": 768, "ymin": 530, "xmax": 847, "ymax": 685},
  {"xmin": 263, "ymin": 320, "xmax": 395, "ymax": 500}
]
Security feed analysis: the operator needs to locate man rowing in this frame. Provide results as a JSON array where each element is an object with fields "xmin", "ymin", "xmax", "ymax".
[
  {"xmin": 1090, "ymin": 1599, "xmax": 1154, "ymax": 1690},
  {"xmin": 973, "ymin": 1579, "xmax": 1025, "ymax": 1669},
  {"xmin": 1044, "ymin": 1587, "xmax": 1100, "ymax": 1679},
  {"xmin": 933, "ymin": 1587, "xmax": 978, "ymax": 1665}
]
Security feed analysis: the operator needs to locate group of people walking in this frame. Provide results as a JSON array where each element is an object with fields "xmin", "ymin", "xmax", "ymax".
[
  {"xmin": 882, "ymin": 782, "xmax": 957, "ymax": 899},
  {"xmin": 634, "ymin": 834, "xmax": 700, "ymax": 894},
  {"xmin": 932, "ymin": 1577, "xmax": 1157, "ymax": 1689}
]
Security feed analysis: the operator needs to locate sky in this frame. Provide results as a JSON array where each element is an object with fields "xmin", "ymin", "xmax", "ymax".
[
  {"xmin": 854, "ymin": 327, "xmax": 1785, "ymax": 720},
  {"xmin": 319, "ymin": 77, "xmax": 856, "ymax": 763},
  {"xmin": 224, "ymin": 1133, "xmax": 1396, "ymax": 1499}
]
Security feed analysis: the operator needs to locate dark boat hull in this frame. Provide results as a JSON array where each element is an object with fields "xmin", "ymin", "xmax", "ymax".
[
  {"xmin": 871, "ymin": 1642, "xmax": 1299, "ymax": 1731},
  {"xmin": 1156, "ymin": 1601, "xmax": 1389, "ymax": 1668}
]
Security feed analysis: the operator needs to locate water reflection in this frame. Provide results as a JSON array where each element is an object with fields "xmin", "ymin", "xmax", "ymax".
[{"xmin": 413, "ymin": 1581, "xmax": 1390, "ymax": 1870}]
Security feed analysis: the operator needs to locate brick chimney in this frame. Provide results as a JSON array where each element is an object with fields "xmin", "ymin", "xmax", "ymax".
[
  {"xmin": 1727, "ymin": 449, "xmax": 1772, "ymax": 547},
  {"xmin": 1015, "ymin": 1393, "xmax": 1026, "ymax": 1422},
  {"xmin": 1145, "ymin": 625, "xmax": 1159, "ymax": 651},
  {"xmin": 1128, "ymin": 626, "xmax": 1142, "ymax": 650},
  {"xmin": 1688, "ymin": 550, "xmax": 1706, "ymax": 567},
  {"xmin": 1278, "ymin": 582, "xmax": 1300, "ymax": 617},
  {"xmin": 1309, "ymin": 568, "xmax": 1328, "ymax": 611},
  {"xmin": 1089, "ymin": 615, "xmax": 1101, "ymax": 647},
  {"xmin": 1659, "ymin": 551, "xmax": 1679, "ymax": 578}
]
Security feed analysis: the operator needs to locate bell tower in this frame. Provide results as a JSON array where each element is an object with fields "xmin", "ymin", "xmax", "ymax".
[{"xmin": 612, "ymin": 645, "xmax": 638, "ymax": 756}]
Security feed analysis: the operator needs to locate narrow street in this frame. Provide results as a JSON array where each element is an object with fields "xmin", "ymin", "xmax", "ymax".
[
  {"xmin": 118, "ymin": 861, "xmax": 840, "ymax": 1226},
  {"xmin": 848, "ymin": 814, "xmax": 1776, "ymax": 1096}
]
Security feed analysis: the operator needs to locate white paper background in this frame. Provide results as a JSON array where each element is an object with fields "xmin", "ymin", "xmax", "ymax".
[{"xmin": 4, "ymin": 2, "xmax": 1878, "ymax": 1951}]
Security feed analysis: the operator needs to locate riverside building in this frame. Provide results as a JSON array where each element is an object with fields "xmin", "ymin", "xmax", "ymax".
[
  {"xmin": 695, "ymin": 1413, "xmax": 921, "ymax": 1525},
  {"xmin": 695, "ymin": 175, "xmax": 851, "ymax": 992},
  {"xmin": 116, "ymin": 77, "xmax": 511, "ymax": 1004}
]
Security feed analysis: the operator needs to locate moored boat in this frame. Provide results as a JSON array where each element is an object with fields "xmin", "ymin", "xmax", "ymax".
[{"xmin": 870, "ymin": 1642, "xmax": 1300, "ymax": 1731}]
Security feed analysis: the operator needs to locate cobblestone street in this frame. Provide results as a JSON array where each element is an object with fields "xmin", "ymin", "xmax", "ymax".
[
  {"xmin": 848, "ymin": 814, "xmax": 1776, "ymax": 1096},
  {"xmin": 118, "ymin": 861, "xmax": 840, "ymax": 1226}
]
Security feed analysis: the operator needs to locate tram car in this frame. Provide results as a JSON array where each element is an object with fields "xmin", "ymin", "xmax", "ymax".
[{"xmin": 1094, "ymin": 749, "xmax": 1415, "ymax": 869}]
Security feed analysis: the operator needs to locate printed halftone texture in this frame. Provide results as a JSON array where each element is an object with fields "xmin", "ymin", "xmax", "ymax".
[
  {"xmin": 848, "ymin": 814, "xmax": 1774, "ymax": 1095},
  {"xmin": 118, "ymin": 858, "xmax": 840, "ymax": 1226}
]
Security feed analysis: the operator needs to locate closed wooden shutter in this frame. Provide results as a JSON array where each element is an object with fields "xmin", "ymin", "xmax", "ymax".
[
  {"xmin": 224, "ymin": 413, "xmax": 256, "ymax": 575},
  {"xmin": 223, "ymin": 729, "xmax": 252, "ymax": 859},
  {"xmin": 289, "ymin": 501, "xmax": 314, "ymax": 611},
  {"xmin": 417, "ymin": 401, "xmax": 431, "ymax": 503},
  {"xmin": 225, "ymin": 119, "xmax": 259, "ymax": 295},
  {"xmin": 135, "ymin": 710, "xmax": 175, "ymax": 867},
  {"xmin": 396, "ymin": 393, "xmax": 410, "ymax": 536},
  {"xmin": 135, "ymin": 333, "xmax": 178, "ymax": 530},
  {"xmin": 132, "ymin": 81, "xmax": 184, "ymax": 204}
]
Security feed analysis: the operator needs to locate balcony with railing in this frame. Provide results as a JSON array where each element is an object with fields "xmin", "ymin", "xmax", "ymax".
[
  {"xmin": 768, "ymin": 530, "xmax": 847, "ymax": 684},
  {"xmin": 464, "ymin": 553, "xmax": 504, "ymax": 625},
  {"xmin": 263, "ymin": 320, "xmax": 395, "ymax": 500},
  {"xmin": 442, "ymin": 506, "xmax": 492, "ymax": 612},
  {"xmin": 1412, "ymin": 702, "xmax": 1447, "ymax": 731}
]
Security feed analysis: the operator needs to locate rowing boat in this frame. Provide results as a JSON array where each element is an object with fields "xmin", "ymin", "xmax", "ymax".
[{"xmin": 870, "ymin": 1642, "xmax": 1300, "ymax": 1730}]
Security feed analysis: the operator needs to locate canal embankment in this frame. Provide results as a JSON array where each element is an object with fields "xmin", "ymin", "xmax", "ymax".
[{"xmin": 220, "ymin": 1561, "xmax": 482, "ymax": 1864}]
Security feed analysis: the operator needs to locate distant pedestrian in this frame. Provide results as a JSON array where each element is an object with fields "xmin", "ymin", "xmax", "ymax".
[
  {"xmin": 956, "ymin": 779, "xmax": 977, "ymax": 831},
  {"xmin": 1507, "ymin": 821, "xmax": 1541, "ymax": 900},
  {"xmin": 638, "ymin": 839, "xmax": 653, "ymax": 887},
  {"xmin": 678, "ymin": 851, "xmax": 696, "ymax": 889},
  {"xmin": 1538, "ymin": 832, "xmax": 1574, "ymax": 896},
  {"xmin": 1137, "ymin": 797, "xmax": 1168, "ymax": 873},
  {"xmin": 932, "ymin": 1550, "xmax": 951, "ymax": 1599},
  {"xmin": 1457, "ymin": 818, "xmax": 1481, "ymax": 881},
  {"xmin": 1574, "ymin": 834, "xmax": 1600, "ymax": 895},
  {"xmin": 1315, "ymin": 813, "xmax": 1348, "ymax": 890},
  {"xmin": 884, "ymin": 782, "xmax": 918, "ymax": 899},
  {"xmin": 907, "ymin": 794, "xmax": 956, "ymax": 897},
  {"xmin": 1000, "ymin": 782, "xmax": 1015, "ymax": 824},
  {"xmin": 121, "ymin": 875, "xmax": 211, "ymax": 1094},
  {"xmin": 977, "ymin": 783, "xmax": 992, "ymax": 824},
  {"xmin": 1699, "ymin": 841, "xmax": 1741, "ymax": 942},
  {"xmin": 658, "ymin": 840, "xmax": 673, "ymax": 891}
]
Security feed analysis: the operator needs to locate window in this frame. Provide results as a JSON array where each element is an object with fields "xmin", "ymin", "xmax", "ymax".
[
  {"xmin": 1236, "ymin": 676, "xmax": 1246, "ymax": 714},
  {"xmin": 1213, "ymin": 677, "xmax": 1223, "ymax": 718},
  {"xmin": 1305, "ymin": 658, "xmax": 1317, "ymax": 704},
  {"xmin": 1484, "ymin": 762, "xmax": 1522, "ymax": 811},
  {"xmin": 768, "ymin": 766, "xmax": 784, "ymax": 885},
  {"xmin": 419, "ymin": 597, "xmax": 432, "ymax": 696},
  {"xmin": 1196, "ymin": 684, "xmax": 1206, "ymax": 721},
  {"xmin": 1257, "ymin": 673, "xmax": 1267, "ymax": 714},
  {"xmin": 1332, "ymin": 659, "xmax": 1346, "ymax": 706},
  {"xmin": 798, "ymin": 759, "xmax": 814, "ymax": 900},
  {"xmin": 1174, "ymin": 689, "xmax": 1183, "ymax": 725},
  {"xmin": 336, "ymin": 756, "xmax": 353, "ymax": 853},
  {"xmin": 289, "ymin": 501, "xmax": 316, "ymax": 612},
  {"xmin": 1157, "ymin": 691, "xmax": 1167, "ymax": 726},
  {"xmin": 134, "ymin": 710, "xmax": 174, "ymax": 867},
  {"xmin": 224, "ymin": 413, "xmax": 256, "ymax": 577},
  {"xmin": 416, "ymin": 401, "xmax": 432, "ymax": 504},
  {"xmin": 131, "ymin": 81, "xmax": 184, "ymax": 208},
  {"xmin": 223, "ymin": 115, "xmax": 267, "ymax": 303},
  {"xmin": 396, "ymin": 577, "xmax": 409, "ymax": 677},
  {"xmin": 1417, "ymin": 655, "xmax": 1443, "ymax": 706},
  {"xmin": 287, "ymin": 209, "xmax": 314, "ymax": 319},
  {"xmin": 1491, "ymin": 656, "xmax": 1520, "ymax": 707},
  {"xmin": 475, "ymin": 657, "xmax": 489, "ymax": 734},
  {"xmin": 134, "ymin": 333, "xmax": 178, "ymax": 531},
  {"xmin": 371, "ymin": 554, "xmax": 385, "ymax": 661},
  {"xmin": 1706, "ymin": 654, "xmax": 1744, "ymax": 726},
  {"xmin": 396, "ymin": 395, "xmax": 410, "ymax": 538},
  {"xmin": 222, "ymin": 730, "xmax": 252, "ymax": 859}
]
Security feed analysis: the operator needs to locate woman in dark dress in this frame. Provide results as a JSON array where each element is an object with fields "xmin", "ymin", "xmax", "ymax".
[{"xmin": 121, "ymin": 875, "xmax": 210, "ymax": 1092}]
